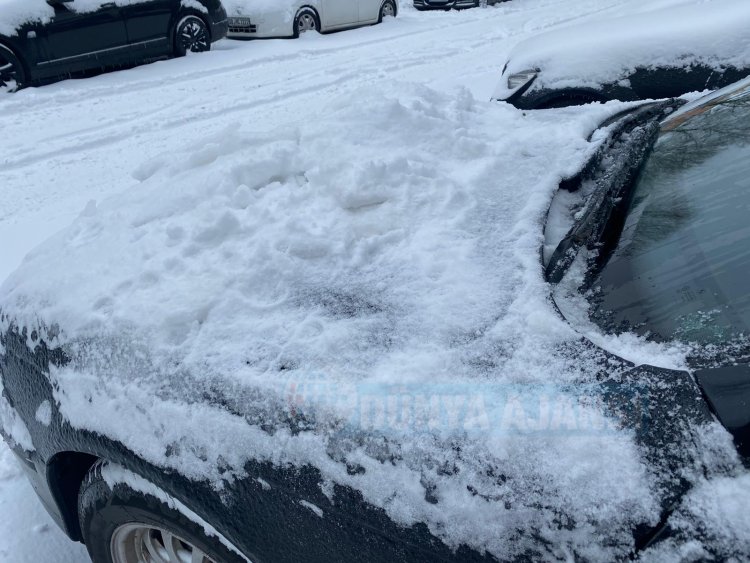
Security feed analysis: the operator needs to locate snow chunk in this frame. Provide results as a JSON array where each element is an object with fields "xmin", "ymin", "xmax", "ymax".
[
  {"xmin": 34, "ymin": 401, "xmax": 51, "ymax": 427},
  {"xmin": 299, "ymin": 500, "xmax": 324, "ymax": 518},
  {"xmin": 640, "ymin": 472, "xmax": 750, "ymax": 562}
]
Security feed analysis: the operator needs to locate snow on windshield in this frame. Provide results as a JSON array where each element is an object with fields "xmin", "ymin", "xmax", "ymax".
[{"xmin": 499, "ymin": 0, "xmax": 750, "ymax": 93}]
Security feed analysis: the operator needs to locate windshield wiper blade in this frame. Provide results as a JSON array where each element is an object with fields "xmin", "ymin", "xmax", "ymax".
[{"xmin": 545, "ymin": 102, "xmax": 680, "ymax": 285}]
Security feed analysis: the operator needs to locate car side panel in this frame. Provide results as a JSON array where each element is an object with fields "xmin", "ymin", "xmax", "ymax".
[
  {"xmin": 321, "ymin": 0, "xmax": 359, "ymax": 28},
  {"xmin": 40, "ymin": 3, "xmax": 129, "ymax": 74},
  {"xmin": 358, "ymin": 0, "xmax": 382, "ymax": 23},
  {"xmin": 0, "ymin": 328, "xmax": 494, "ymax": 562},
  {"xmin": 120, "ymin": 0, "xmax": 174, "ymax": 50}
]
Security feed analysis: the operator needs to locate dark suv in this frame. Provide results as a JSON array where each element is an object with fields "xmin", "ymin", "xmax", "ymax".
[{"xmin": 0, "ymin": 0, "xmax": 228, "ymax": 92}]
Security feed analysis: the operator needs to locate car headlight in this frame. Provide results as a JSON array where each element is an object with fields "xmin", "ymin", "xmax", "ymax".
[{"xmin": 507, "ymin": 70, "xmax": 537, "ymax": 90}]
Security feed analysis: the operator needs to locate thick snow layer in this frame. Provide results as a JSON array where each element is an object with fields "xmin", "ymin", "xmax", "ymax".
[
  {"xmin": 0, "ymin": 0, "xmax": 162, "ymax": 37},
  {"xmin": 1, "ymin": 0, "xmax": 748, "ymax": 561},
  {"xmin": 495, "ymin": 0, "xmax": 750, "ymax": 98},
  {"xmin": 640, "ymin": 471, "xmax": 750, "ymax": 562},
  {"xmin": 3, "ymin": 83, "xmax": 668, "ymax": 560}
]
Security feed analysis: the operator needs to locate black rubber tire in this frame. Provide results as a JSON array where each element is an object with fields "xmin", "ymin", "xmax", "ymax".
[
  {"xmin": 0, "ymin": 44, "xmax": 27, "ymax": 93},
  {"xmin": 78, "ymin": 461, "xmax": 245, "ymax": 563},
  {"xmin": 378, "ymin": 0, "xmax": 397, "ymax": 22},
  {"xmin": 174, "ymin": 15, "xmax": 211, "ymax": 57},
  {"xmin": 293, "ymin": 8, "xmax": 320, "ymax": 38}
]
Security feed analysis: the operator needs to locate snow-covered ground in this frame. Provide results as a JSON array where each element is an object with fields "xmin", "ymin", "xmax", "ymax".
[{"xmin": 1, "ymin": 1, "xmax": 747, "ymax": 561}]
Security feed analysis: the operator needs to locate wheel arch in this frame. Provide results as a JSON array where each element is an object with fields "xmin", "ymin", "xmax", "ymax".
[
  {"xmin": 0, "ymin": 39, "xmax": 30, "ymax": 84},
  {"xmin": 294, "ymin": 4, "xmax": 322, "ymax": 34},
  {"xmin": 46, "ymin": 450, "xmax": 100, "ymax": 541},
  {"xmin": 169, "ymin": 9, "xmax": 213, "ymax": 52},
  {"xmin": 381, "ymin": 0, "xmax": 398, "ymax": 18}
]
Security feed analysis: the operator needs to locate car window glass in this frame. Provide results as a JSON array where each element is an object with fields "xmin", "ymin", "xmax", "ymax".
[{"xmin": 589, "ymin": 93, "xmax": 750, "ymax": 349}]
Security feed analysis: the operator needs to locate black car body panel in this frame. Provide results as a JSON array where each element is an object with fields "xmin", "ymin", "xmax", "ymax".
[
  {"xmin": 0, "ymin": 321, "xmax": 726, "ymax": 561},
  {"xmin": 500, "ymin": 64, "xmax": 750, "ymax": 110},
  {"xmin": 0, "ymin": 326, "xmax": 501, "ymax": 563},
  {"xmin": 695, "ymin": 365, "xmax": 750, "ymax": 459},
  {"xmin": 0, "ymin": 0, "xmax": 227, "ymax": 86}
]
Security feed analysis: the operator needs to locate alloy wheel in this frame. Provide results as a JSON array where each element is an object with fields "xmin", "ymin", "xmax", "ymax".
[
  {"xmin": 178, "ymin": 18, "xmax": 210, "ymax": 54},
  {"xmin": 381, "ymin": 1, "xmax": 396, "ymax": 18},
  {"xmin": 110, "ymin": 523, "xmax": 218, "ymax": 563},
  {"xmin": 296, "ymin": 13, "xmax": 318, "ymax": 34},
  {"xmin": 0, "ymin": 52, "xmax": 21, "ymax": 93}
]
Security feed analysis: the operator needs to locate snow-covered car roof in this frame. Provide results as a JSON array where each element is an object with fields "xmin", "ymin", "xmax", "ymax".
[
  {"xmin": 495, "ymin": 0, "xmax": 750, "ymax": 97},
  {"xmin": 0, "ymin": 0, "xmax": 180, "ymax": 36},
  {"xmin": 0, "ymin": 85, "xmax": 743, "ymax": 559}
]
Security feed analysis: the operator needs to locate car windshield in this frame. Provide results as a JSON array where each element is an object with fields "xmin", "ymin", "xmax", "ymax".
[{"xmin": 589, "ymin": 89, "xmax": 750, "ymax": 348}]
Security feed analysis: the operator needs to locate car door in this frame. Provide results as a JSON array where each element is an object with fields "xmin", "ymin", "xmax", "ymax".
[
  {"xmin": 357, "ymin": 0, "xmax": 381, "ymax": 23},
  {"xmin": 41, "ymin": 0, "xmax": 128, "ymax": 72},
  {"xmin": 320, "ymin": 0, "xmax": 358, "ymax": 28},
  {"xmin": 119, "ymin": 0, "xmax": 173, "ymax": 52}
]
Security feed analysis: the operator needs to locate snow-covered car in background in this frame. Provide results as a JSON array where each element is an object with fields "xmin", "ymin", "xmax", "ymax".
[
  {"xmin": 0, "ymin": 0, "xmax": 227, "ymax": 92},
  {"xmin": 223, "ymin": 0, "xmax": 396, "ymax": 39},
  {"xmin": 493, "ymin": 0, "xmax": 750, "ymax": 109},
  {"xmin": 413, "ymin": 0, "xmax": 503, "ymax": 11},
  {"xmin": 1, "ymin": 76, "xmax": 749, "ymax": 562}
]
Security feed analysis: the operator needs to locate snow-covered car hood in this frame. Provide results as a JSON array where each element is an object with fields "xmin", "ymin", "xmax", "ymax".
[
  {"xmin": 0, "ymin": 85, "xmax": 744, "ymax": 559},
  {"xmin": 494, "ymin": 0, "xmax": 750, "ymax": 99}
]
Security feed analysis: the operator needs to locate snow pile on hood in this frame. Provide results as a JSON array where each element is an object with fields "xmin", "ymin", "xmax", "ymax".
[
  {"xmin": 495, "ymin": 0, "xmax": 750, "ymax": 97},
  {"xmin": 0, "ymin": 83, "xmax": 736, "ymax": 559},
  {"xmin": 0, "ymin": 0, "xmax": 161, "ymax": 36}
]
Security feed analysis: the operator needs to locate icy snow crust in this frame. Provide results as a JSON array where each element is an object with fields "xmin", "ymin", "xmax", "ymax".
[
  {"xmin": 495, "ymin": 0, "xmax": 750, "ymax": 98},
  {"xmin": 0, "ymin": 84, "xmax": 686, "ymax": 560},
  {"xmin": 0, "ymin": 0, "xmax": 163, "ymax": 37}
]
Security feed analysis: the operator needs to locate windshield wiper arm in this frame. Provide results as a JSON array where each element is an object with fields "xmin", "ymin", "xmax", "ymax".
[{"xmin": 545, "ymin": 102, "xmax": 679, "ymax": 285}]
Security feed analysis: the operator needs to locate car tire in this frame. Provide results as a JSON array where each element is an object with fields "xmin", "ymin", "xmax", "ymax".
[
  {"xmin": 378, "ymin": 0, "xmax": 397, "ymax": 22},
  {"xmin": 174, "ymin": 15, "xmax": 211, "ymax": 57},
  {"xmin": 0, "ymin": 44, "xmax": 26, "ymax": 93},
  {"xmin": 78, "ymin": 461, "xmax": 245, "ymax": 563},
  {"xmin": 293, "ymin": 8, "xmax": 320, "ymax": 38}
]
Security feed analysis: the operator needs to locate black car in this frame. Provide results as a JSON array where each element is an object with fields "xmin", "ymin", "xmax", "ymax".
[
  {"xmin": 0, "ymin": 0, "xmax": 228, "ymax": 93},
  {"xmin": 1, "ymin": 81, "xmax": 749, "ymax": 562},
  {"xmin": 413, "ymin": 0, "xmax": 503, "ymax": 11},
  {"xmin": 493, "ymin": 2, "xmax": 750, "ymax": 109}
]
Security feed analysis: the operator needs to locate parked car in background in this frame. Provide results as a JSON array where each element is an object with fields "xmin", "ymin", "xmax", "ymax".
[
  {"xmin": 493, "ymin": 0, "xmax": 750, "ymax": 109},
  {"xmin": 413, "ymin": 0, "xmax": 503, "ymax": 10},
  {"xmin": 0, "ymin": 0, "xmax": 228, "ymax": 93},
  {"xmin": 223, "ymin": 0, "xmax": 397, "ymax": 39}
]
